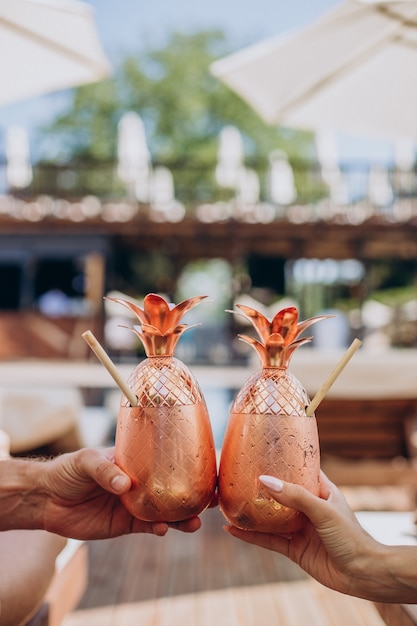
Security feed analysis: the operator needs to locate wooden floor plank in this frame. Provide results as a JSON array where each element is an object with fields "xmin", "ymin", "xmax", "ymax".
[
  {"xmin": 197, "ymin": 588, "xmax": 239, "ymax": 626},
  {"xmin": 311, "ymin": 581, "xmax": 386, "ymax": 626},
  {"xmin": 235, "ymin": 584, "xmax": 293, "ymax": 626},
  {"xmin": 63, "ymin": 581, "xmax": 388, "ymax": 626},
  {"xmin": 272, "ymin": 581, "xmax": 333, "ymax": 626}
]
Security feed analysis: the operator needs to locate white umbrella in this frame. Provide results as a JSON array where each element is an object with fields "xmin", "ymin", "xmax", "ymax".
[
  {"xmin": 117, "ymin": 111, "xmax": 151, "ymax": 201},
  {"xmin": 267, "ymin": 150, "xmax": 297, "ymax": 205},
  {"xmin": 211, "ymin": 0, "xmax": 417, "ymax": 140},
  {"xmin": 0, "ymin": 0, "xmax": 111, "ymax": 107},
  {"xmin": 5, "ymin": 126, "xmax": 33, "ymax": 188},
  {"xmin": 215, "ymin": 125, "xmax": 244, "ymax": 189}
]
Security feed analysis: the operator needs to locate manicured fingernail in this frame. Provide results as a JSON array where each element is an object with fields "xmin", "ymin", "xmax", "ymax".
[
  {"xmin": 111, "ymin": 474, "xmax": 130, "ymax": 492},
  {"xmin": 259, "ymin": 475, "xmax": 283, "ymax": 492}
]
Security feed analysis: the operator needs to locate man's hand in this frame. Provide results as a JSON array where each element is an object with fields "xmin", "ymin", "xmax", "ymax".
[{"xmin": 38, "ymin": 447, "xmax": 203, "ymax": 539}]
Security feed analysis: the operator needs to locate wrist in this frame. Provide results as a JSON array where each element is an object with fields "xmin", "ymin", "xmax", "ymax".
[
  {"xmin": 351, "ymin": 542, "xmax": 417, "ymax": 603},
  {"xmin": 381, "ymin": 545, "xmax": 417, "ymax": 603},
  {"xmin": 0, "ymin": 458, "xmax": 47, "ymax": 531}
]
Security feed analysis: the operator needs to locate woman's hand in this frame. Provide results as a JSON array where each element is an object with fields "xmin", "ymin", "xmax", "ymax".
[{"xmin": 224, "ymin": 471, "xmax": 417, "ymax": 602}]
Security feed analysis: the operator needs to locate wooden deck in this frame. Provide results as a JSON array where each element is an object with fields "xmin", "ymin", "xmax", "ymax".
[
  {"xmin": 61, "ymin": 506, "xmax": 387, "ymax": 626},
  {"xmin": 75, "ymin": 507, "xmax": 306, "ymax": 608}
]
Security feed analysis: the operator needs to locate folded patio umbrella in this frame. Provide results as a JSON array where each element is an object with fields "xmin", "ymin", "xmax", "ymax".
[
  {"xmin": 0, "ymin": 0, "xmax": 111, "ymax": 106},
  {"xmin": 211, "ymin": 0, "xmax": 417, "ymax": 140}
]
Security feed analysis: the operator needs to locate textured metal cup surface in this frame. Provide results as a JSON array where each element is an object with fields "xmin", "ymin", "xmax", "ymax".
[
  {"xmin": 115, "ymin": 356, "xmax": 217, "ymax": 522},
  {"xmin": 218, "ymin": 369, "xmax": 320, "ymax": 534}
]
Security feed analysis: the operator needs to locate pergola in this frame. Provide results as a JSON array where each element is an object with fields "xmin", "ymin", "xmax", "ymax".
[{"xmin": 1, "ymin": 209, "xmax": 417, "ymax": 264}]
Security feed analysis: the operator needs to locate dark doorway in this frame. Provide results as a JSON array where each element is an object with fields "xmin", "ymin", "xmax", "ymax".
[{"xmin": 0, "ymin": 264, "xmax": 22, "ymax": 309}]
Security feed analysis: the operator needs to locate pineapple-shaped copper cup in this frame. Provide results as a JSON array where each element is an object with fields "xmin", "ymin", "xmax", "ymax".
[
  {"xmin": 111, "ymin": 293, "xmax": 217, "ymax": 522},
  {"xmin": 219, "ymin": 305, "xmax": 327, "ymax": 534}
]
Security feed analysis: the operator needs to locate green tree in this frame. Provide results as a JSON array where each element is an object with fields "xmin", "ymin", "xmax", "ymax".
[{"xmin": 38, "ymin": 29, "xmax": 314, "ymax": 205}]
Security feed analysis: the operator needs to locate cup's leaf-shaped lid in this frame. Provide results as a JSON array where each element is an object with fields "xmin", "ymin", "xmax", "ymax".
[
  {"xmin": 107, "ymin": 293, "xmax": 207, "ymax": 356},
  {"xmin": 232, "ymin": 304, "xmax": 330, "ymax": 368}
]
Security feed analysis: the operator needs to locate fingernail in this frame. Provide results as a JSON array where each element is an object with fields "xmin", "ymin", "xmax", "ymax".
[
  {"xmin": 111, "ymin": 474, "xmax": 130, "ymax": 492},
  {"xmin": 259, "ymin": 475, "xmax": 283, "ymax": 492}
]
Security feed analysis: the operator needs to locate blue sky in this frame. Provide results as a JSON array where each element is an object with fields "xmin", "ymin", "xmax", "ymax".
[
  {"xmin": 0, "ymin": 0, "xmax": 394, "ymax": 162},
  {"xmin": 90, "ymin": 0, "xmax": 341, "ymax": 59}
]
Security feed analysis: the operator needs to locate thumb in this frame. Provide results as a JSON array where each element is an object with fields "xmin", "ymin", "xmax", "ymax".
[
  {"xmin": 73, "ymin": 448, "xmax": 132, "ymax": 494},
  {"xmin": 109, "ymin": 472, "xmax": 132, "ymax": 494}
]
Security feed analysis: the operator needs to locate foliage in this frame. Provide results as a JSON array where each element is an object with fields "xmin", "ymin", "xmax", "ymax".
[
  {"xmin": 368, "ymin": 259, "xmax": 416, "ymax": 294},
  {"xmin": 371, "ymin": 285, "xmax": 417, "ymax": 307},
  {"xmin": 39, "ymin": 29, "xmax": 314, "ymax": 205}
]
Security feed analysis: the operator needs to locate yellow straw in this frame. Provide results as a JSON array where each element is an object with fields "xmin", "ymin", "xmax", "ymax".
[
  {"xmin": 305, "ymin": 338, "xmax": 362, "ymax": 416},
  {"xmin": 82, "ymin": 330, "xmax": 138, "ymax": 407}
]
